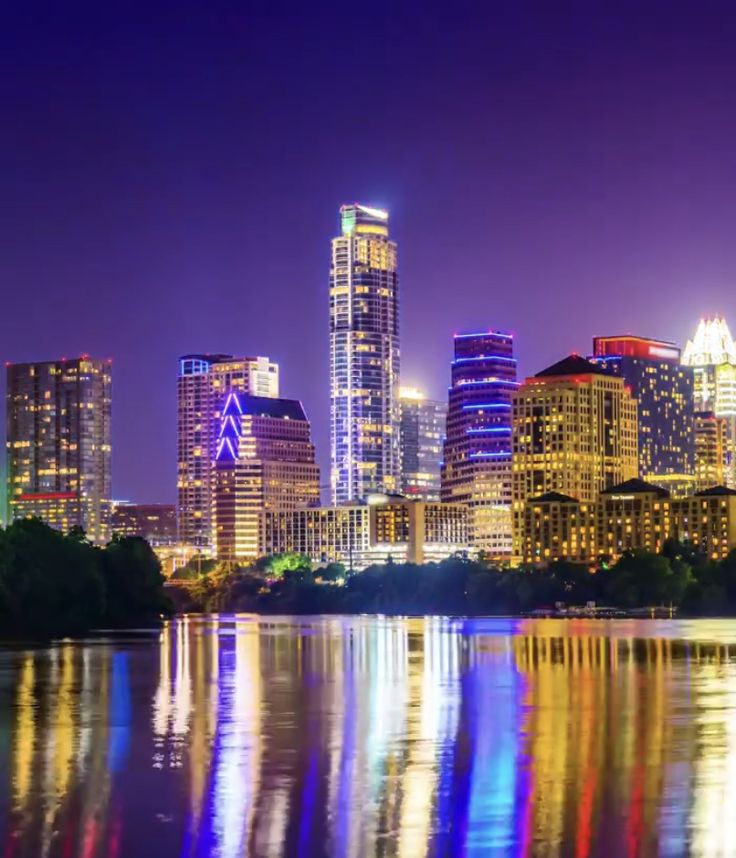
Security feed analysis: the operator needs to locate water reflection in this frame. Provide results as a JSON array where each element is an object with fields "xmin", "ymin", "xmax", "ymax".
[{"xmin": 4, "ymin": 618, "xmax": 736, "ymax": 855}]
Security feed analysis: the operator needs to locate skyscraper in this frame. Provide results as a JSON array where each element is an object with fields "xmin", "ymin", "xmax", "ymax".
[
  {"xmin": 511, "ymin": 354, "xmax": 638, "ymax": 559},
  {"xmin": 441, "ymin": 331, "xmax": 518, "ymax": 559},
  {"xmin": 177, "ymin": 354, "xmax": 278, "ymax": 548},
  {"xmin": 682, "ymin": 317, "xmax": 736, "ymax": 485},
  {"xmin": 329, "ymin": 204, "xmax": 399, "ymax": 504},
  {"xmin": 212, "ymin": 392, "xmax": 320, "ymax": 560},
  {"xmin": 591, "ymin": 335, "xmax": 695, "ymax": 490},
  {"xmin": 398, "ymin": 387, "xmax": 446, "ymax": 500},
  {"xmin": 6, "ymin": 357, "xmax": 112, "ymax": 542}
]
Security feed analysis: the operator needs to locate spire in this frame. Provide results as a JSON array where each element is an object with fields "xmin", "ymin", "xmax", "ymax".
[{"xmin": 682, "ymin": 316, "xmax": 736, "ymax": 366}]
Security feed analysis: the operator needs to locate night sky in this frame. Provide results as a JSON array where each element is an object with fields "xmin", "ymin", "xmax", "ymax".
[{"xmin": 4, "ymin": 1, "xmax": 736, "ymax": 503}]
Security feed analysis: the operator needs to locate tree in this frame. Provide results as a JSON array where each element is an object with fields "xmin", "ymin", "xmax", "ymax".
[
  {"xmin": 601, "ymin": 551, "xmax": 689, "ymax": 608},
  {"xmin": 259, "ymin": 552, "xmax": 312, "ymax": 579},
  {"xmin": 0, "ymin": 518, "xmax": 103, "ymax": 638},
  {"xmin": 99, "ymin": 535, "xmax": 171, "ymax": 627}
]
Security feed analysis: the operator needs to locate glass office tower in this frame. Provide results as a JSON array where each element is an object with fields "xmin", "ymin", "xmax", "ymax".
[{"xmin": 329, "ymin": 204, "xmax": 399, "ymax": 504}]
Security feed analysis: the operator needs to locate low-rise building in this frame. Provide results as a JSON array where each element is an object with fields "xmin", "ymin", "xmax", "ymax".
[
  {"xmin": 670, "ymin": 486, "xmax": 736, "ymax": 560},
  {"xmin": 596, "ymin": 479, "xmax": 671, "ymax": 559},
  {"xmin": 518, "ymin": 492, "xmax": 595, "ymax": 565},
  {"xmin": 262, "ymin": 495, "xmax": 470, "ymax": 570},
  {"xmin": 516, "ymin": 480, "xmax": 736, "ymax": 565}
]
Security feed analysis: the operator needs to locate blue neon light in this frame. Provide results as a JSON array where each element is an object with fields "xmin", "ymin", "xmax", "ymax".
[
  {"xmin": 470, "ymin": 451, "xmax": 511, "ymax": 458},
  {"xmin": 462, "ymin": 403, "xmax": 511, "ymax": 410},
  {"xmin": 466, "ymin": 427, "xmax": 511, "ymax": 433},
  {"xmin": 453, "ymin": 356, "xmax": 517, "ymax": 364},
  {"xmin": 454, "ymin": 331, "xmax": 513, "ymax": 340},
  {"xmin": 223, "ymin": 391, "xmax": 243, "ymax": 415}
]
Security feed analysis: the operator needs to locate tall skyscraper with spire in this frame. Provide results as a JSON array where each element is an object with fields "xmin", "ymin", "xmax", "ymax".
[
  {"xmin": 329, "ymin": 204, "xmax": 400, "ymax": 504},
  {"xmin": 682, "ymin": 316, "xmax": 736, "ymax": 485}
]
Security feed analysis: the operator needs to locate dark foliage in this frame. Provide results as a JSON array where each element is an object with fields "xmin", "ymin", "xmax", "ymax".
[
  {"xmin": 0, "ymin": 518, "xmax": 171, "ymax": 640},
  {"xmin": 174, "ymin": 545, "xmax": 736, "ymax": 618}
]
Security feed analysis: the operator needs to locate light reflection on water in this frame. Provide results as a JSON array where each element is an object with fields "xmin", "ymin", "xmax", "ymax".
[{"xmin": 3, "ymin": 617, "xmax": 736, "ymax": 856}]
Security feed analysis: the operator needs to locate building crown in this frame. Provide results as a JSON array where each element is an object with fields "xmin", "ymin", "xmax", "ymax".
[{"xmin": 682, "ymin": 317, "xmax": 736, "ymax": 367}]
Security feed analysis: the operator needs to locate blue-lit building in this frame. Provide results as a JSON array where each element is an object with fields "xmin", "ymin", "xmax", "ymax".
[
  {"xmin": 591, "ymin": 335, "xmax": 695, "ymax": 491},
  {"xmin": 329, "ymin": 204, "xmax": 400, "ymax": 504},
  {"xmin": 212, "ymin": 392, "xmax": 320, "ymax": 561},
  {"xmin": 441, "ymin": 331, "xmax": 518, "ymax": 559},
  {"xmin": 177, "ymin": 354, "xmax": 279, "ymax": 548}
]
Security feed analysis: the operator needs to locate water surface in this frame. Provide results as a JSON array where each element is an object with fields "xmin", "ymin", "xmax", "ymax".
[{"xmin": 2, "ymin": 615, "xmax": 736, "ymax": 857}]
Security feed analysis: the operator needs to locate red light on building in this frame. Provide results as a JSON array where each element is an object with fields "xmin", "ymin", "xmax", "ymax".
[
  {"xmin": 18, "ymin": 491, "xmax": 78, "ymax": 502},
  {"xmin": 593, "ymin": 335, "xmax": 681, "ymax": 363}
]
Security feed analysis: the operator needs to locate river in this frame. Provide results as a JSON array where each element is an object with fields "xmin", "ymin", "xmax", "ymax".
[{"xmin": 1, "ymin": 615, "xmax": 736, "ymax": 856}]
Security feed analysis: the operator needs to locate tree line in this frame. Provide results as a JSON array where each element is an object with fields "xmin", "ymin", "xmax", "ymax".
[
  {"xmin": 170, "ymin": 539, "xmax": 736, "ymax": 617},
  {"xmin": 0, "ymin": 518, "xmax": 171, "ymax": 640}
]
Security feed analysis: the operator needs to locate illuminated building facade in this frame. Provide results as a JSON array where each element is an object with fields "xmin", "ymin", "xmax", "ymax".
[
  {"xmin": 670, "ymin": 486, "xmax": 736, "ymax": 560},
  {"xmin": 596, "ymin": 479, "xmax": 671, "ymax": 559},
  {"xmin": 519, "ymin": 480, "xmax": 736, "ymax": 564},
  {"xmin": 441, "ymin": 331, "xmax": 518, "ymax": 559},
  {"xmin": 212, "ymin": 392, "xmax": 320, "ymax": 561},
  {"xmin": 329, "ymin": 204, "xmax": 400, "ymax": 504},
  {"xmin": 512, "ymin": 355, "xmax": 638, "ymax": 561},
  {"xmin": 682, "ymin": 317, "xmax": 736, "ymax": 485},
  {"xmin": 591, "ymin": 335, "xmax": 695, "ymax": 489},
  {"xmin": 6, "ymin": 357, "xmax": 112, "ymax": 542},
  {"xmin": 519, "ymin": 492, "xmax": 594, "ymax": 565},
  {"xmin": 177, "ymin": 353, "xmax": 279, "ymax": 548},
  {"xmin": 263, "ymin": 495, "xmax": 469, "ymax": 570},
  {"xmin": 694, "ymin": 410, "xmax": 728, "ymax": 491},
  {"xmin": 398, "ymin": 387, "xmax": 445, "ymax": 500},
  {"xmin": 110, "ymin": 502, "xmax": 177, "ymax": 545}
]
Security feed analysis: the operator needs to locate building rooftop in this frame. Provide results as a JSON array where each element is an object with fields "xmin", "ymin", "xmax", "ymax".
[
  {"xmin": 601, "ymin": 478, "xmax": 670, "ymax": 498},
  {"xmin": 226, "ymin": 393, "xmax": 308, "ymax": 422},
  {"xmin": 534, "ymin": 355, "xmax": 606, "ymax": 378},
  {"xmin": 682, "ymin": 317, "xmax": 736, "ymax": 367},
  {"xmin": 694, "ymin": 485, "xmax": 736, "ymax": 497},
  {"xmin": 530, "ymin": 491, "xmax": 580, "ymax": 504}
]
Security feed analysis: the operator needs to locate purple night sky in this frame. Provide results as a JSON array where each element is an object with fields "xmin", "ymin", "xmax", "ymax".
[{"xmin": 3, "ymin": 1, "xmax": 736, "ymax": 503}]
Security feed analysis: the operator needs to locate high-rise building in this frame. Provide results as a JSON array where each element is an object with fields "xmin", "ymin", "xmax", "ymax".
[
  {"xmin": 694, "ymin": 410, "xmax": 728, "ymax": 491},
  {"xmin": 591, "ymin": 335, "xmax": 695, "ymax": 491},
  {"xmin": 212, "ymin": 392, "xmax": 320, "ymax": 561},
  {"xmin": 177, "ymin": 354, "xmax": 278, "ymax": 548},
  {"xmin": 6, "ymin": 357, "xmax": 112, "ymax": 542},
  {"xmin": 511, "ymin": 354, "xmax": 638, "ymax": 560},
  {"xmin": 329, "ymin": 203, "xmax": 399, "ymax": 504},
  {"xmin": 441, "ymin": 331, "xmax": 518, "ymax": 559},
  {"xmin": 682, "ymin": 317, "xmax": 736, "ymax": 485},
  {"xmin": 398, "ymin": 387, "xmax": 446, "ymax": 500}
]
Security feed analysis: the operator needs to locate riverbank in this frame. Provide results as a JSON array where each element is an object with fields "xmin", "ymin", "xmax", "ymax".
[{"xmin": 165, "ymin": 547, "xmax": 732, "ymax": 617}]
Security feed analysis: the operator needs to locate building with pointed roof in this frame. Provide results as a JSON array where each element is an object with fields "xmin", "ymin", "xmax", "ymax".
[
  {"xmin": 518, "ymin": 477, "xmax": 736, "ymax": 565},
  {"xmin": 212, "ymin": 391, "xmax": 320, "ymax": 561},
  {"xmin": 511, "ymin": 353, "xmax": 638, "ymax": 561},
  {"xmin": 682, "ymin": 317, "xmax": 736, "ymax": 486}
]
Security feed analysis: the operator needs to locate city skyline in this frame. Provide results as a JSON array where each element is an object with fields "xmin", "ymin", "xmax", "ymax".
[
  {"xmin": 3, "ymin": 307, "xmax": 734, "ymax": 510},
  {"xmin": 4, "ymin": 2, "xmax": 736, "ymax": 505}
]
